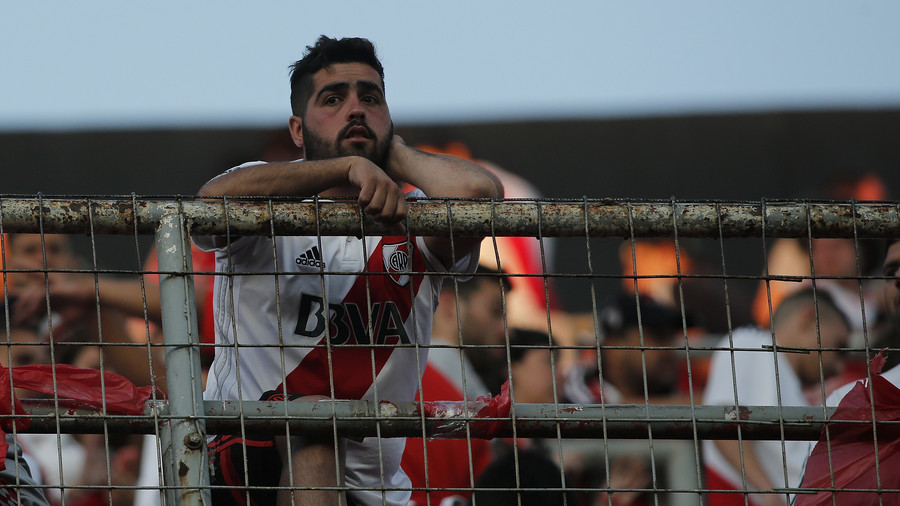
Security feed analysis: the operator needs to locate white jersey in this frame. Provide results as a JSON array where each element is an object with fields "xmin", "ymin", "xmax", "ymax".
[
  {"xmin": 702, "ymin": 328, "xmax": 810, "ymax": 492},
  {"xmin": 193, "ymin": 190, "xmax": 478, "ymax": 506}
]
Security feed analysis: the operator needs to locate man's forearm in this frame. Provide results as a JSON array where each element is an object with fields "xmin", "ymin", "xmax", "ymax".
[
  {"xmin": 386, "ymin": 143, "xmax": 502, "ymax": 267},
  {"xmin": 713, "ymin": 439, "xmax": 775, "ymax": 492},
  {"xmin": 197, "ymin": 159, "xmax": 356, "ymax": 197},
  {"xmin": 388, "ymin": 143, "xmax": 503, "ymax": 200},
  {"xmin": 97, "ymin": 278, "xmax": 162, "ymax": 322}
]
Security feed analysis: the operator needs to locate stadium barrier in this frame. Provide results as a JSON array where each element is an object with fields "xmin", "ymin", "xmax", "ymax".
[{"xmin": 1, "ymin": 196, "xmax": 898, "ymax": 505}]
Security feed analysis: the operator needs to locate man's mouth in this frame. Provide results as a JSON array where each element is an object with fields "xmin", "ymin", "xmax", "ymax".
[{"xmin": 343, "ymin": 123, "xmax": 372, "ymax": 141}]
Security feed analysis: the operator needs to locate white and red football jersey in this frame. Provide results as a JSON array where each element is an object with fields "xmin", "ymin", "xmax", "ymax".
[{"xmin": 193, "ymin": 191, "xmax": 478, "ymax": 506}]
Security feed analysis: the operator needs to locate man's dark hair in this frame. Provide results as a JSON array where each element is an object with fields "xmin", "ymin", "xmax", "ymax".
[
  {"xmin": 289, "ymin": 35, "xmax": 385, "ymax": 117},
  {"xmin": 772, "ymin": 288, "xmax": 850, "ymax": 331},
  {"xmin": 472, "ymin": 448, "xmax": 577, "ymax": 506},
  {"xmin": 509, "ymin": 328, "xmax": 556, "ymax": 365}
]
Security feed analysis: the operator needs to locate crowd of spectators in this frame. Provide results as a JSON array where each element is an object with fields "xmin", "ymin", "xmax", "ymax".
[{"xmin": 2, "ymin": 135, "xmax": 896, "ymax": 506}]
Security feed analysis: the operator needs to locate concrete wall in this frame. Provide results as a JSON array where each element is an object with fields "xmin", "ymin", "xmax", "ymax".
[{"xmin": 2, "ymin": 109, "xmax": 898, "ymax": 313}]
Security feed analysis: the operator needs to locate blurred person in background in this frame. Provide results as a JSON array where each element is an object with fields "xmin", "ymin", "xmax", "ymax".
[
  {"xmin": 564, "ymin": 293, "xmax": 688, "ymax": 406},
  {"xmin": 4, "ymin": 233, "xmax": 161, "ymax": 391},
  {"xmin": 617, "ymin": 238, "xmax": 755, "ymax": 334},
  {"xmin": 413, "ymin": 141, "xmax": 560, "ymax": 337},
  {"xmin": 430, "ymin": 266, "xmax": 512, "ymax": 397},
  {"xmin": 1, "ymin": 313, "xmax": 52, "ymax": 492},
  {"xmin": 2, "ymin": 234, "xmax": 151, "ymax": 506},
  {"xmin": 401, "ymin": 267, "xmax": 510, "ymax": 506},
  {"xmin": 0, "ymin": 434, "xmax": 50, "ymax": 506},
  {"xmin": 795, "ymin": 237, "xmax": 900, "ymax": 503},
  {"xmin": 562, "ymin": 295, "xmax": 682, "ymax": 506},
  {"xmin": 502, "ymin": 328, "xmax": 654, "ymax": 506},
  {"xmin": 752, "ymin": 173, "xmax": 888, "ymax": 348},
  {"xmin": 507, "ymin": 328, "xmax": 563, "ymax": 404},
  {"xmin": 1, "ymin": 305, "xmax": 142, "ymax": 506},
  {"xmin": 496, "ymin": 328, "xmax": 563, "ymax": 455},
  {"xmin": 703, "ymin": 289, "xmax": 850, "ymax": 506},
  {"xmin": 470, "ymin": 447, "xmax": 577, "ymax": 506}
]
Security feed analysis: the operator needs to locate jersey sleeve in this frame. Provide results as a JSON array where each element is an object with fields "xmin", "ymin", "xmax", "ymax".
[{"xmin": 191, "ymin": 160, "xmax": 269, "ymax": 252}]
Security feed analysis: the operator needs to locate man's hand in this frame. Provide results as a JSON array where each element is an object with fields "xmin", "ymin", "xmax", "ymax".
[
  {"xmin": 378, "ymin": 135, "xmax": 503, "ymax": 266},
  {"xmin": 8, "ymin": 258, "xmax": 94, "ymax": 317},
  {"xmin": 347, "ymin": 156, "xmax": 408, "ymax": 229},
  {"xmin": 595, "ymin": 455, "xmax": 651, "ymax": 506},
  {"xmin": 9, "ymin": 268, "xmax": 96, "ymax": 339}
]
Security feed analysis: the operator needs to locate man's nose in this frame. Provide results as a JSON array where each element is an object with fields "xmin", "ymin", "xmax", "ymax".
[{"xmin": 347, "ymin": 96, "xmax": 365, "ymax": 120}]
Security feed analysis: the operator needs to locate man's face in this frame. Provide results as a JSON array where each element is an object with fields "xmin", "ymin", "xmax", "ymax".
[
  {"xmin": 1, "ymin": 327, "xmax": 49, "ymax": 369},
  {"xmin": 615, "ymin": 326, "xmax": 681, "ymax": 396},
  {"xmin": 8, "ymin": 234, "xmax": 75, "ymax": 270},
  {"xmin": 292, "ymin": 63, "xmax": 393, "ymax": 166},
  {"xmin": 458, "ymin": 280, "xmax": 507, "ymax": 349},
  {"xmin": 455, "ymin": 279, "xmax": 508, "ymax": 381},
  {"xmin": 883, "ymin": 241, "xmax": 900, "ymax": 315},
  {"xmin": 511, "ymin": 349, "xmax": 562, "ymax": 403},
  {"xmin": 796, "ymin": 313, "xmax": 849, "ymax": 386}
]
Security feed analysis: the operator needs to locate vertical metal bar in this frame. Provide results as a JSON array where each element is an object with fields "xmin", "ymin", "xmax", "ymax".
[
  {"xmin": 158, "ymin": 416, "xmax": 175, "ymax": 506},
  {"xmin": 669, "ymin": 200, "xmax": 702, "ymax": 506},
  {"xmin": 156, "ymin": 211, "xmax": 210, "ymax": 505}
]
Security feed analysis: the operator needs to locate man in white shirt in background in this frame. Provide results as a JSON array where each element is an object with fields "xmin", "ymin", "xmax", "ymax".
[
  {"xmin": 703, "ymin": 289, "xmax": 850, "ymax": 506},
  {"xmin": 795, "ymin": 237, "xmax": 900, "ymax": 503}
]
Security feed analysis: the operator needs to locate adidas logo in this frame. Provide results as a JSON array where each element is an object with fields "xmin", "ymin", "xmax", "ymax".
[{"xmin": 295, "ymin": 246, "xmax": 326, "ymax": 269}]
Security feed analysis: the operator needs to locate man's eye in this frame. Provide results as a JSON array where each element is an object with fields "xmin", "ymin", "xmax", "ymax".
[
  {"xmin": 361, "ymin": 95, "xmax": 378, "ymax": 104},
  {"xmin": 324, "ymin": 96, "xmax": 340, "ymax": 105}
]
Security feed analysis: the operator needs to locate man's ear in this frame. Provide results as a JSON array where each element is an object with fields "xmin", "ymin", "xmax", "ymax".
[{"xmin": 289, "ymin": 115, "xmax": 304, "ymax": 149}]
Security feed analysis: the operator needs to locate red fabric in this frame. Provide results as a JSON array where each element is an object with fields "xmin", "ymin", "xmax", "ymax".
[
  {"xmin": 472, "ymin": 379, "xmax": 512, "ymax": 438},
  {"xmin": 0, "ymin": 364, "xmax": 161, "ymax": 470},
  {"xmin": 418, "ymin": 379, "xmax": 512, "ymax": 439},
  {"xmin": 796, "ymin": 352, "xmax": 900, "ymax": 505},
  {"xmin": 402, "ymin": 364, "xmax": 493, "ymax": 505},
  {"xmin": 704, "ymin": 467, "xmax": 757, "ymax": 506},
  {"xmin": 219, "ymin": 438, "xmax": 247, "ymax": 506}
]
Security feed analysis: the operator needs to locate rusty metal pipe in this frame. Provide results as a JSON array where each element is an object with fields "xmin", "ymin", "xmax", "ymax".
[{"xmin": 0, "ymin": 197, "xmax": 898, "ymax": 238}]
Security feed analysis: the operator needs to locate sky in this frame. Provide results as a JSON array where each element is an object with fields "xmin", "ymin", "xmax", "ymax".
[{"xmin": 2, "ymin": 1, "xmax": 899, "ymax": 131}]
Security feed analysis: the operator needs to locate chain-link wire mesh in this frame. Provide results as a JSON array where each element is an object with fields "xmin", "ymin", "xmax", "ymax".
[{"xmin": 1, "ymin": 196, "xmax": 898, "ymax": 505}]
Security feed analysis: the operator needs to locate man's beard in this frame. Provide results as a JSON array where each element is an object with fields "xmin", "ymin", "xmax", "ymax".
[{"xmin": 303, "ymin": 120, "xmax": 393, "ymax": 167}]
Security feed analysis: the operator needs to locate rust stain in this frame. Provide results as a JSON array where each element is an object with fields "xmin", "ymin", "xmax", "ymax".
[{"xmin": 178, "ymin": 461, "xmax": 189, "ymax": 479}]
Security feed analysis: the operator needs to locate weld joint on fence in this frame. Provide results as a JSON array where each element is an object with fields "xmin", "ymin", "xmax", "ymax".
[{"xmin": 761, "ymin": 344, "xmax": 812, "ymax": 354}]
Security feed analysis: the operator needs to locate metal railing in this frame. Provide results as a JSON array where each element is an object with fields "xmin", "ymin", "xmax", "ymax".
[{"xmin": 2, "ymin": 196, "xmax": 898, "ymax": 505}]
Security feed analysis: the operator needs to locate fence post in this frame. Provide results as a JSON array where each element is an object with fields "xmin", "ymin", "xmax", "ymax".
[{"xmin": 156, "ymin": 210, "xmax": 210, "ymax": 505}]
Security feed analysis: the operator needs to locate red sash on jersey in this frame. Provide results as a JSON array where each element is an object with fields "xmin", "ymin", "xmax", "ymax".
[{"xmin": 279, "ymin": 237, "xmax": 426, "ymax": 400}]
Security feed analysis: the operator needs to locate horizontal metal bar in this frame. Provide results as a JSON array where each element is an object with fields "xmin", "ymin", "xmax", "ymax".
[
  {"xmin": 0, "ymin": 197, "xmax": 898, "ymax": 238},
  {"xmin": 13, "ymin": 399, "xmax": 892, "ymax": 441}
]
